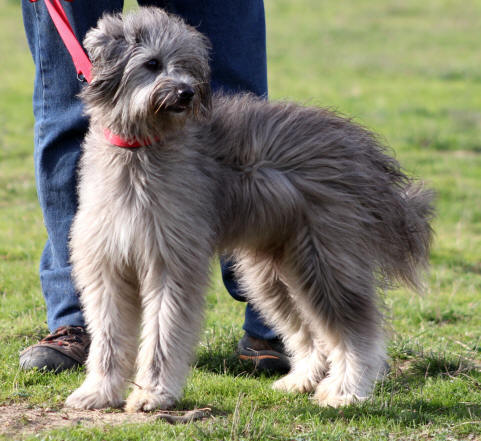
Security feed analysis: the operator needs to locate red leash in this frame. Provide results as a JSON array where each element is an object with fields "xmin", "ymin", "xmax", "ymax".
[
  {"xmin": 43, "ymin": 0, "xmax": 92, "ymax": 83},
  {"xmin": 32, "ymin": 0, "xmax": 146, "ymax": 148}
]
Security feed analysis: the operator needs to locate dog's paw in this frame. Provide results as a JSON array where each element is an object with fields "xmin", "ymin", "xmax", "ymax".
[
  {"xmin": 272, "ymin": 371, "xmax": 317, "ymax": 393},
  {"xmin": 65, "ymin": 386, "xmax": 124, "ymax": 410},
  {"xmin": 125, "ymin": 389, "xmax": 176, "ymax": 412}
]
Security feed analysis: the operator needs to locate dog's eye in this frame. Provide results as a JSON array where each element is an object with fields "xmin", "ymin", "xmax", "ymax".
[{"xmin": 145, "ymin": 59, "xmax": 162, "ymax": 72}]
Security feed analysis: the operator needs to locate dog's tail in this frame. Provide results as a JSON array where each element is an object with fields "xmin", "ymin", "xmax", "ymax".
[
  {"xmin": 386, "ymin": 181, "xmax": 435, "ymax": 291},
  {"xmin": 381, "ymin": 180, "xmax": 435, "ymax": 291}
]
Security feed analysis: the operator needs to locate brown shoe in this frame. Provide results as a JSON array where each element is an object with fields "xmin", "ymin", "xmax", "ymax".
[
  {"xmin": 19, "ymin": 326, "xmax": 90, "ymax": 372},
  {"xmin": 237, "ymin": 333, "xmax": 290, "ymax": 374}
]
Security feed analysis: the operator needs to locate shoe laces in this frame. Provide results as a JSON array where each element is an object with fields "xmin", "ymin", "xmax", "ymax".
[{"xmin": 40, "ymin": 326, "xmax": 87, "ymax": 347}]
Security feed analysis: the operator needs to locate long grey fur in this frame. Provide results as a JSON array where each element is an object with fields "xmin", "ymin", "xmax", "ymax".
[{"xmin": 65, "ymin": 7, "xmax": 434, "ymax": 412}]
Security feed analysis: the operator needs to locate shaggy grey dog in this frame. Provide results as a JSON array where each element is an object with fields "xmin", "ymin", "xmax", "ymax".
[{"xmin": 65, "ymin": 7, "xmax": 434, "ymax": 412}]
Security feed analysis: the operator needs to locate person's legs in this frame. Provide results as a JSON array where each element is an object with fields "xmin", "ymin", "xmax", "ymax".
[
  {"xmin": 20, "ymin": 0, "xmax": 123, "ymax": 370},
  {"xmin": 221, "ymin": 261, "xmax": 278, "ymax": 340},
  {"xmin": 21, "ymin": 0, "xmax": 284, "ymax": 370}
]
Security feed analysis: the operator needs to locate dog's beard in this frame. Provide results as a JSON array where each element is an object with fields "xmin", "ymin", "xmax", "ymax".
[{"xmin": 114, "ymin": 79, "xmax": 206, "ymax": 140}]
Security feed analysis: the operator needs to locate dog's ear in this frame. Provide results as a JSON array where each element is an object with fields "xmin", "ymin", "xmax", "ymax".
[
  {"xmin": 83, "ymin": 13, "xmax": 127, "ymax": 66},
  {"xmin": 81, "ymin": 13, "xmax": 130, "ymax": 107}
]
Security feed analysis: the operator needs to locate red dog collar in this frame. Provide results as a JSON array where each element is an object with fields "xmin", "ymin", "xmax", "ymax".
[{"xmin": 103, "ymin": 129, "xmax": 153, "ymax": 148}]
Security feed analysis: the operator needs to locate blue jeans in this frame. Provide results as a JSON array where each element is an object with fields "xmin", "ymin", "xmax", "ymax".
[{"xmin": 21, "ymin": 0, "xmax": 277, "ymax": 340}]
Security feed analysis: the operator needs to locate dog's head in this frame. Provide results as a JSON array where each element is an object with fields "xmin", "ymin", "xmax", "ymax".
[{"xmin": 82, "ymin": 7, "xmax": 211, "ymax": 140}]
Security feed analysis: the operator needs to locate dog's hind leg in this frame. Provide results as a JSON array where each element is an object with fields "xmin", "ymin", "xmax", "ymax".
[
  {"xmin": 65, "ymin": 263, "xmax": 141, "ymax": 409},
  {"xmin": 235, "ymin": 251, "xmax": 324, "ymax": 393},
  {"xmin": 125, "ymin": 261, "xmax": 209, "ymax": 412},
  {"xmin": 282, "ymin": 224, "xmax": 387, "ymax": 407}
]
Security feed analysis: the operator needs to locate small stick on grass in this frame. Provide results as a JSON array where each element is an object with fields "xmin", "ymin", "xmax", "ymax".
[{"xmin": 155, "ymin": 407, "xmax": 212, "ymax": 425}]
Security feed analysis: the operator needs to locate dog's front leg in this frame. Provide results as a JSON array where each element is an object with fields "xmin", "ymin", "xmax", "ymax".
[
  {"xmin": 65, "ymin": 264, "xmax": 141, "ymax": 410},
  {"xmin": 125, "ymin": 269, "xmax": 207, "ymax": 412}
]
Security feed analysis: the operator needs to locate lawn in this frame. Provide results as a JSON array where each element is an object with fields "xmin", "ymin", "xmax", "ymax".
[{"xmin": 1, "ymin": 0, "xmax": 481, "ymax": 439}]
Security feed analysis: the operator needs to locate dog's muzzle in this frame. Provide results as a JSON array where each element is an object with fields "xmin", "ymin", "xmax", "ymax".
[
  {"xmin": 150, "ymin": 82, "xmax": 196, "ymax": 114},
  {"xmin": 168, "ymin": 84, "xmax": 195, "ymax": 112}
]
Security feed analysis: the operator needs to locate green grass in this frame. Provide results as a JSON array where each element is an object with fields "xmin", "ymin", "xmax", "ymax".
[{"xmin": 1, "ymin": 0, "xmax": 481, "ymax": 439}]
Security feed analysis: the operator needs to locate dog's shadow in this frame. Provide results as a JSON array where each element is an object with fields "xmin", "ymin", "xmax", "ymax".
[
  {"xmin": 345, "ymin": 356, "xmax": 481, "ymax": 429},
  {"xmin": 193, "ymin": 343, "xmax": 481, "ymax": 429}
]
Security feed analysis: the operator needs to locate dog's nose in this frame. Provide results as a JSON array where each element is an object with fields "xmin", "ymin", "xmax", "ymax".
[{"xmin": 177, "ymin": 85, "xmax": 195, "ymax": 102}]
